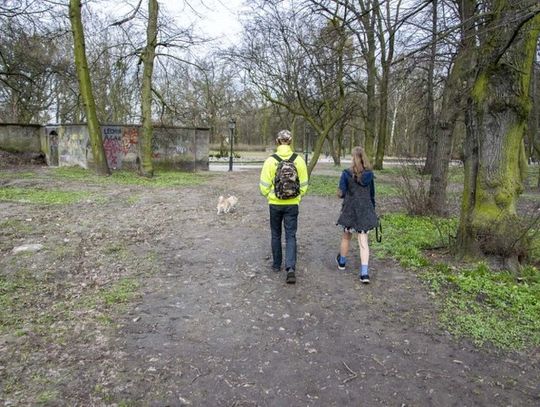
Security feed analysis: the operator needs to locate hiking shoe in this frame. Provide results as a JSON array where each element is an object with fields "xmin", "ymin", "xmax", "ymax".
[
  {"xmin": 359, "ymin": 274, "xmax": 370, "ymax": 284},
  {"xmin": 272, "ymin": 266, "xmax": 281, "ymax": 273},
  {"xmin": 286, "ymin": 269, "xmax": 296, "ymax": 284},
  {"xmin": 336, "ymin": 254, "xmax": 346, "ymax": 270}
]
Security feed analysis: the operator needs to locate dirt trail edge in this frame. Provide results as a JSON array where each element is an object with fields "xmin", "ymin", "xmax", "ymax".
[{"xmin": 1, "ymin": 168, "xmax": 539, "ymax": 406}]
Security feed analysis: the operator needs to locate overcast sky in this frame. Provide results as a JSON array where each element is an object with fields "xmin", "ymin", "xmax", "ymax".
[
  {"xmin": 140, "ymin": 0, "xmax": 246, "ymax": 46},
  {"xmin": 181, "ymin": 0, "xmax": 245, "ymax": 44}
]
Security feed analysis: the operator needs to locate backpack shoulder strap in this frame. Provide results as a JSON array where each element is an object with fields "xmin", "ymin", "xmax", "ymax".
[
  {"xmin": 272, "ymin": 154, "xmax": 282, "ymax": 162},
  {"xmin": 288, "ymin": 153, "xmax": 298, "ymax": 163}
]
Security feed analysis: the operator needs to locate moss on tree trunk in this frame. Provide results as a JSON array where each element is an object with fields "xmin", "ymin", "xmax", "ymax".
[
  {"xmin": 69, "ymin": 0, "xmax": 110, "ymax": 176},
  {"xmin": 457, "ymin": 3, "xmax": 540, "ymax": 263}
]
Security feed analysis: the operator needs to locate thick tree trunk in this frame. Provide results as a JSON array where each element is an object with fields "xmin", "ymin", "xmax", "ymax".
[
  {"xmin": 457, "ymin": 3, "xmax": 540, "ymax": 261},
  {"xmin": 138, "ymin": 0, "xmax": 159, "ymax": 177},
  {"xmin": 429, "ymin": 0, "xmax": 476, "ymax": 215},
  {"xmin": 68, "ymin": 0, "xmax": 110, "ymax": 175},
  {"xmin": 428, "ymin": 51, "xmax": 474, "ymax": 214}
]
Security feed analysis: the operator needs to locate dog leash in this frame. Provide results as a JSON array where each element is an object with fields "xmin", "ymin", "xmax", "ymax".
[{"xmin": 375, "ymin": 216, "xmax": 382, "ymax": 243}]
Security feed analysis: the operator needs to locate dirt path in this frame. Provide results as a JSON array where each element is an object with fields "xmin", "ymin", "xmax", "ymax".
[{"xmin": 1, "ymin": 168, "xmax": 539, "ymax": 406}]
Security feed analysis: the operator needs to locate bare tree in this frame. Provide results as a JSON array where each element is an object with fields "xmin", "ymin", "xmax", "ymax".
[
  {"xmin": 237, "ymin": 1, "xmax": 349, "ymax": 174},
  {"xmin": 0, "ymin": 1, "xmax": 70, "ymax": 123},
  {"xmin": 69, "ymin": 0, "xmax": 110, "ymax": 175},
  {"xmin": 373, "ymin": 0, "xmax": 402, "ymax": 169}
]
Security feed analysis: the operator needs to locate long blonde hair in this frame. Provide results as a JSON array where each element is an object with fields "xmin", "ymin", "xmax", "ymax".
[{"xmin": 351, "ymin": 146, "xmax": 371, "ymax": 178}]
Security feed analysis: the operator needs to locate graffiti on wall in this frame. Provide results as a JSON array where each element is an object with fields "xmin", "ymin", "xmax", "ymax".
[
  {"xmin": 122, "ymin": 127, "xmax": 138, "ymax": 154},
  {"xmin": 48, "ymin": 125, "xmax": 207, "ymax": 170},
  {"xmin": 102, "ymin": 126, "xmax": 124, "ymax": 169}
]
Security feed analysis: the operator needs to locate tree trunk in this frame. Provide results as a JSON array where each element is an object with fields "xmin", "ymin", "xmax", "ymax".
[
  {"xmin": 374, "ymin": 0, "xmax": 398, "ymax": 170},
  {"xmin": 138, "ymin": 0, "xmax": 159, "ymax": 177},
  {"xmin": 527, "ymin": 56, "xmax": 540, "ymax": 188},
  {"xmin": 457, "ymin": 2, "xmax": 540, "ymax": 261},
  {"xmin": 422, "ymin": 0, "xmax": 438, "ymax": 175},
  {"xmin": 364, "ymin": 30, "xmax": 377, "ymax": 161},
  {"xmin": 357, "ymin": 0, "xmax": 378, "ymax": 162},
  {"xmin": 429, "ymin": 0, "xmax": 476, "ymax": 215},
  {"xmin": 68, "ymin": 0, "xmax": 110, "ymax": 175},
  {"xmin": 307, "ymin": 128, "xmax": 331, "ymax": 175},
  {"xmin": 374, "ymin": 61, "xmax": 389, "ymax": 170},
  {"xmin": 327, "ymin": 135, "xmax": 338, "ymax": 166}
]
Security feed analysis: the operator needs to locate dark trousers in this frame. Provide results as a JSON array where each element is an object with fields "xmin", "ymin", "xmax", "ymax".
[{"xmin": 269, "ymin": 204, "xmax": 299, "ymax": 271}]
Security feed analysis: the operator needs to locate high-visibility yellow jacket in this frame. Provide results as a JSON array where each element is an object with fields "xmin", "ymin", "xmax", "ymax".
[{"xmin": 259, "ymin": 145, "xmax": 309, "ymax": 205}]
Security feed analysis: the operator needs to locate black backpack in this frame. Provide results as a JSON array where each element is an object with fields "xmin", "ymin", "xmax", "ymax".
[{"xmin": 273, "ymin": 153, "xmax": 300, "ymax": 199}]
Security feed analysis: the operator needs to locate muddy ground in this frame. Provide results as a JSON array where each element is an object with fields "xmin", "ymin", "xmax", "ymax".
[{"xmin": 1, "ymin": 164, "xmax": 539, "ymax": 406}]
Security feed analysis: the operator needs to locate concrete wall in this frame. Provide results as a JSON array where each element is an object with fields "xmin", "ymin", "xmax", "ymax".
[
  {"xmin": 0, "ymin": 123, "xmax": 41, "ymax": 153},
  {"xmin": 41, "ymin": 124, "xmax": 209, "ymax": 170},
  {"xmin": 152, "ymin": 126, "xmax": 209, "ymax": 171}
]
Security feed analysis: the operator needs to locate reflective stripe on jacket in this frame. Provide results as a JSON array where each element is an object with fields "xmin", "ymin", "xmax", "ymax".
[{"xmin": 259, "ymin": 145, "xmax": 309, "ymax": 205}]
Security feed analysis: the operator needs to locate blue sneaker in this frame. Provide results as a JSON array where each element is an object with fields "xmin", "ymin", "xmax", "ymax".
[
  {"xmin": 359, "ymin": 274, "xmax": 370, "ymax": 284},
  {"xmin": 336, "ymin": 254, "xmax": 346, "ymax": 270}
]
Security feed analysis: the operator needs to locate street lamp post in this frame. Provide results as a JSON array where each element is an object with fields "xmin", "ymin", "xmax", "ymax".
[{"xmin": 228, "ymin": 118, "xmax": 236, "ymax": 172}]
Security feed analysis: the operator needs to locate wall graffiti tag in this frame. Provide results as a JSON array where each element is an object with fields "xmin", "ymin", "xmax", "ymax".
[
  {"xmin": 102, "ymin": 126, "xmax": 124, "ymax": 169},
  {"xmin": 44, "ymin": 125, "xmax": 208, "ymax": 170},
  {"xmin": 122, "ymin": 127, "xmax": 138, "ymax": 154}
]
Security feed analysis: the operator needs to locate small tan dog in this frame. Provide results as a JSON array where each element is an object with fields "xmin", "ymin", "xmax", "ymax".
[{"xmin": 217, "ymin": 195, "xmax": 238, "ymax": 214}]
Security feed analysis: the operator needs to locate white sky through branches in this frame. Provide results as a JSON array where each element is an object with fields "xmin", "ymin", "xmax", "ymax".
[{"xmin": 103, "ymin": 0, "xmax": 246, "ymax": 46}]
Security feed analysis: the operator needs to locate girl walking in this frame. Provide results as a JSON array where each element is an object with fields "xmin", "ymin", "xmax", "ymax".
[{"xmin": 335, "ymin": 146, "xmax": 378, "ymax": 283}]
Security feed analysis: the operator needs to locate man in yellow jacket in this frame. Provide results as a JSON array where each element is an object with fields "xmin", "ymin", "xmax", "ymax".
[{"xmin": 259, "ymin": 130, "xmax": 309, "ymax": 284}]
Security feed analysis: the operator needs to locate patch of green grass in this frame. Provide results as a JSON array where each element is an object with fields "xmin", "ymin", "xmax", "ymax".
[
  {"xmin": 420, "ymin": 263, "xmax": 540, "ymax": 349},
  {"xmin": 308, "ymin": 175, "xmax": 339, "ymax": 196},
  {"xmin": 0, "ymin": 186, "xmax": 92, "ymax": 205},
  {"xmin": 36, "ymin": 389, "xmax": 59, "ymax": 404},
  {"xmin": 377, "ymin": 166, "xmax": 402, "ymax": 176},
  {"xmin": 375, "ymin": 213, "xmax": 456, "ymax": 268},
  {"xmin": 376, "ymin": 183, "xmax": 399, "ymax": 197},
  {"xmin": 0, "ymin": 171, "xmax": 36, "ymax": 179},
  {"xmin": 0, "ymin": 268, "xmax": 139, "ymax": 338},
  {"xmin": 126, "ymin": 194, "xmax": 141, "ymax": 205},
  {"xmin": 0, "ymin": 269, "xmax": 47, "ymax": 332},
  {"xmin": 52, "ymin": 167, "xmax": 211, "ymax": 188},
  {"xmin": 308, "ymin": 174, "xmax": 398, "ymax": 197},
  {"xmin": 378, "ymin": 212, "xmax": 540, "ymax": 350},
  {"xmin": 100, "ymin": 278, "xmax": 139, "ymax": 306},
  {"xmin": 0, "ymin": 219, "xmax": 33, "ymax": 235},
  {"xmin": 447, "ymin": 165, "xmax": 465, "ymax": 183},
  {"xmin": 103, "ymin": 243, "xmax": 126, "ymax": 255}
]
